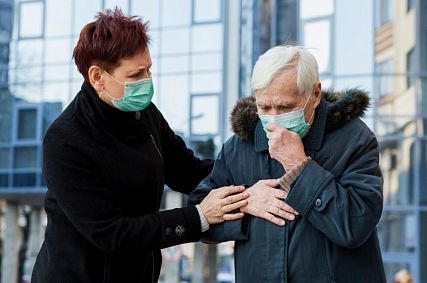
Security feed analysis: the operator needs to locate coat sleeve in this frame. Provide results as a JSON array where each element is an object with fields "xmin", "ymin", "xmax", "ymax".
[
  {"xmin": 155, "ymin": 108, "xmax": 214, "ymax": 194},
  {"xmin": 43, "ymin": 127, "xmax": 202, "ymax": 255},
  {"xmin": 285, "ymin": 132, "xmax": 383, "ymax": 249},
  {"xmin": 188, "ymin": 144, "xmax": 250, "ymax": 244}
]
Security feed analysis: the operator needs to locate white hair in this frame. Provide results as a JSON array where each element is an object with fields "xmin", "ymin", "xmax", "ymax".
[{"xmin": 251, "ymin": 45, "xmax": 319, "ymax": 95}]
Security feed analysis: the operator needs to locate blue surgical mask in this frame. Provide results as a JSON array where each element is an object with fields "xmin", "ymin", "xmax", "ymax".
[
  {"xmin": 258, "ymin": 91, "xmax": 315, "ymax": 138},
  {"xmin": 102, "ymin": 71, "xmax": 154, "ymax": 112}
]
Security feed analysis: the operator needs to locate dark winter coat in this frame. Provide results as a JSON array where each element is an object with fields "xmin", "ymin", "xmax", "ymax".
[
  {"xmin": 189, "ymin": 89, "xmax": 386, "ymax": 283},
  {"xmin": 31, "ymin": 82, "xmax": 213, "ymax": 283}
]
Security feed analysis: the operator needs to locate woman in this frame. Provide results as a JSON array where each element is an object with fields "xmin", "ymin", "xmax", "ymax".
[{"xmin": 31, "ymin": 9, "xmax": 248, "ymax": 283}]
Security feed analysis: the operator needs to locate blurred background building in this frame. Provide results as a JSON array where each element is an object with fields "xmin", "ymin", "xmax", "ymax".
[{"xmin": 0, "ymin": 0, "xmax": 425, "ymax": 282}]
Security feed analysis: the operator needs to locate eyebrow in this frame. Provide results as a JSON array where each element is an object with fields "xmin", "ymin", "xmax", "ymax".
[{"xmin": 127, "ymin": 64, "xmax": 152, "ymax": 75}]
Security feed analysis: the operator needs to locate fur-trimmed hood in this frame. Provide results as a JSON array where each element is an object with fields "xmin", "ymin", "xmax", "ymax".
[{"xmin": 230, "ymin": 89, "xmax": 370, "ymax": 141}]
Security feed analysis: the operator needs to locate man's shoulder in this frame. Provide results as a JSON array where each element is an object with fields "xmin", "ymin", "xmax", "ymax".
[{"xmin": 221, "ymin": 134, "xmax": 256, "ymax": 158}]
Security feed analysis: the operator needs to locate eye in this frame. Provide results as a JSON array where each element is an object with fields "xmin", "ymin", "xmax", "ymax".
[{"xmin": 130, "ymin": 70, "xmax": 143, "ymax": 78}]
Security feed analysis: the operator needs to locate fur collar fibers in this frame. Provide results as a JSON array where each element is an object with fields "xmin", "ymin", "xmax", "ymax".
[{"xmin": 230, "ymin": 89, "xmax": 370, "ymax": 141}]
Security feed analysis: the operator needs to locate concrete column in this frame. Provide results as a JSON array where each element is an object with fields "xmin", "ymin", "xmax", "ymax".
[
  {"xmin": 22, "ymin": 208, "xmax": 44, "ymax": 281},
  {"xmin": 1, "ymin": 202, "xmax": 21, "ymax": 283}
]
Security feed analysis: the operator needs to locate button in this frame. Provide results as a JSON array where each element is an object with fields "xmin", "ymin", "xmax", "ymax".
[
  {"xmin": 135, "ymin": 111, "xmax": 141, "ymax": 120},
  {"xmin": 315, "ymin": 198, "xmax": 322, "ymax": 207},
  {"xmin": 175, "ymin": 226, "xmax": 186, "ymax": 237},
  {"xmin": 165, "ymin": 227, "xmax": 173, "ymax": 236}
]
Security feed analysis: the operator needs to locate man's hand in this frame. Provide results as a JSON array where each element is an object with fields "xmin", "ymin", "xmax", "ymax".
[
  {"xmin": 266, "ymin": 123, "xmax": 307, "ymax": 172},
  {"xmin": 240, "ymin": 179, "xmax": 299, "ymax": 226},
  {"xmin": 200, "ymin": 186, "xmax": 249, "ymax": 224}
]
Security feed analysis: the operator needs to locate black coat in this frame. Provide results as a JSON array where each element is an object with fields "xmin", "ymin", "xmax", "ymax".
[
  {"xmin": 189, "ymin": 90, "xmax": 386, "ymax": 283},
  {"xmin": 31, "ymin": 82, "xmax": 213, "ymax": 283}
]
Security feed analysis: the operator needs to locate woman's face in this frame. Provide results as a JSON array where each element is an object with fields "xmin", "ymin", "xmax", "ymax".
[{"xmin": 98, "ymin": 48, "xmax": 152, "ymax": 107}]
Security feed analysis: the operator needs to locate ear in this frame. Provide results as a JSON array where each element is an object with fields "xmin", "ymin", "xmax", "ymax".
[
  {"xmin": 88, "ymin": 66, "xmax": 104, "ymax": 92},
  {"xmin": 312, "ymin": 81, "xmax": 322, "ymax": 108}
]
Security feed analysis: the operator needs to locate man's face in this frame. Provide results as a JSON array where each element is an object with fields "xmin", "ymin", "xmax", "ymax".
[{"xmin": 255, "ymin": 67, "xmax": 321, "ymax": 124}]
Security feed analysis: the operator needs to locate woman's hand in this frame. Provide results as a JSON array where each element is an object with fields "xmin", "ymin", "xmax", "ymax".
[{"xmin": 199, "ymin": 186, "xmax": 249, "ymax": 224}]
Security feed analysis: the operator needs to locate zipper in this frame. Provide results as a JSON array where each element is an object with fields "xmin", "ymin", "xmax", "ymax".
[
  {"xmin": 103, "ymin": 254, "xmax": 108, "ymax": 283},
  {"xmin": 151, "ymin": 252, "xmax": 155, "ymax": 283},
  {"xmin": 150, "ymin": 134, "xmax": 163, "ymax": 163}
]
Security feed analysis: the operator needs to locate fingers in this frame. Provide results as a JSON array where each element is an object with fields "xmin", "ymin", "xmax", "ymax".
[
  {"xmin": 267, "ymin": 204, "xmax": 296, "ymax": 221},
  {"xmin": 274, "ymin": 189, "xmax": 287, "ymax": 199},
  {"xmin": 223, "ymin": 212, "xmax": 244, "ymax": 221},
  {"xmin": 217, "ymin": 185, "xmax": 245, "ymax": 199},
  {"xmin": 222, "ymin": 191, "xmax": 249, "ymax": 205},
  {"xmin": 266, "ymin": 123, "xmax": 283, "ymax": 133},
  {"xmin": 272, "ymin": 198, "xmax": 298, "ymax": 215},
  {"xmin": 261, "ymin": 211, "xmax": 285, "ymax": 226},
  {"xmin": 261, "ymin": 179, "xmax": 280, "ymax": 188},
  {"xmin": 221, "ymin": 199, "xmax": 248, "ymax": 213}
]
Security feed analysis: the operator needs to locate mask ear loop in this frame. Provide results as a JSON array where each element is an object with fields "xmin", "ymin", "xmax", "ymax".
[
  {"xmin": 304, "ymin": 88, "xmax": 316, "ymax": 126},
  {"xmin": 99, "ymin": 70, "xmax": 123, "ymax": 101},
  {"xmin": 104, "ymin": 70, "xmax": 125, "ymax": 86}
]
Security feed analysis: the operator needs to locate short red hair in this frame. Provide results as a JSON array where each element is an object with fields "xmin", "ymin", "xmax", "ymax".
[{"xmin": 73, "ymin": 8, "xmax": 150, "ymax": 81}]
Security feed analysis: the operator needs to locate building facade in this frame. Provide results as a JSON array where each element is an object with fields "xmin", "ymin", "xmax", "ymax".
[{"xmin": 1, "ymin": 0, "xmax": 426, "ymax": 282}]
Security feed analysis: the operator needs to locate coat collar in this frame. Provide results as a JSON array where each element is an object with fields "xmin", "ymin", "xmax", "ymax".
[
  {"xmin": 254, "ymin": 98, "xmax": 327, "ymax": 152},
  {"xmin": 231, "ymin": 88, "xmax": 370, "ymax": 148}
]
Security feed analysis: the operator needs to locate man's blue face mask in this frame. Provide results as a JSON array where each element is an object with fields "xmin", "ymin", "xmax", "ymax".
[{"xmin": 258, "ymin": 90, "xmax": 315, "ymax": 138}]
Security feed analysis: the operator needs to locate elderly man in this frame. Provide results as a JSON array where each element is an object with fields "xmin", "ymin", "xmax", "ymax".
[{"xmin": 189, "ymin": 45, "xmax": 386, "ymax": 283}]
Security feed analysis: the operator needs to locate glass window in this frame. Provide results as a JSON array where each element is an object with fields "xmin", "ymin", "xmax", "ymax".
[
  {"xmin": 45, "ymin": 39, "xmax": 72, "ymax": 64},
  {"xmin": 45, "ymin": 0, "xmax": 72, "ymax": 37},
  {"xmin": 302, "ymin": 20, "xmax": 331, "ymax": 74},
  {"xmin": 407, "ymin": 0, "xmax": 415, "ymax": 11},
  {"xmin": 17, "ymin": 109, "xmax": 37, "ymax": 140},
  {"xmin": 300, "ymin": 0, "xmax": 333, "ymax": 19},
  {"xmin": 104, "ymin": 0, "xmax": 128, "ymax": 14},
  {"xmin": 378, "ymin": 211, "xmax": 416, "ymax": 253},
  {"xmin": 0, "ymin": 149, "xmax": 9, "ymax": 169},
  {"xmin": 191, "ymin": 95, "xmax": 218, "ymax": 135},
  {"xmin": 383, "ymin": 262, "xmax": 414, "ymax": 283},
  {"xmin": 12, "ymin": 65, "xmax": 43, "ymax": 84},
  {"xmin": 160, "ymin": 56, "xmax": 189, "ymax": 74},
  {"xmin": 406, "ymin": 48, "xmax": 415, "ymax": 88},
  {"xmin": 192, "ymin": 24, "xmax": 223, "ymax": 52},
  {"xmin": 191, "ymin": 72, "xmax": 222, "ymax": 94},
  {"xmin": 160, "ymin": 28, "xmax": 190, "ymax": 55},
  {"xmin": 42, "ymin": 82, "xmax": 70, "ymax": 108},
  {"xmin": 191, "ymin": 53, "xmax": 222, "ymax": 72},
  {"xmin": 14, "ymin": 147, "xmax": 37, "ymax": 169},
  {"xmin": 193, "ymin": 0, "xmax": 221, "ymax": 23},
  {"xmin": 73, "ymin": 0, "xmax": 102, "ymax": 35},
  {"xmin": 377, "ymin": 59, "xmax": 393, "ymax": 98},
  {"xmin": 39, "ymin": 173, "xmax": 46, "ymax": 187},
  {"xmin": 42, "ymin": 102, "xmax": 62, "ymax": 136},
  {"xmin": 376, "ymin": 0, "xmax": 394, "ymax": 27},
  {"xmin": 158, "ymin": 75, "xmax": 189, "ymax": 134},
  {"xmin": 421, "ymin": 141, "xmax": 427, "ymax": 205},
  {"xmin": 380, "ymin": 142, "xmax": 414, "ymax": 206},
  {"xmin": 44, "ymin": 64, "xmax": 71, "ymax": 82},
  {"xmin": 421, "ymin": 212, "xmax": 427, "ymax": 282},
  {"xmin": 19, "ymin": 1, "xmax": 44, "ymax": 38},
  {"xmin": 0, "ymin": 174, "xmax": 8, "ymax": 188},
  {"xmin": 148, "ymin": 30, "xmax": 160, "ymax": 56},
  {"xmin": 13, "ymin": 173, "xmax": 36, "ymax": 187},
  {"xmin": 161, "ymin": 0, "xmax": 191, "ymax": 27},
  {"xmin": 11, "ymin": 83, "xmax": 43, "ymax": 103},
  {"xmin": 16, "ymin": 39, "xmax": 43, "ymax": 66},
  {"xmin": 132, "ymin": 0, "xmax": 160, "ymax": 28}
]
